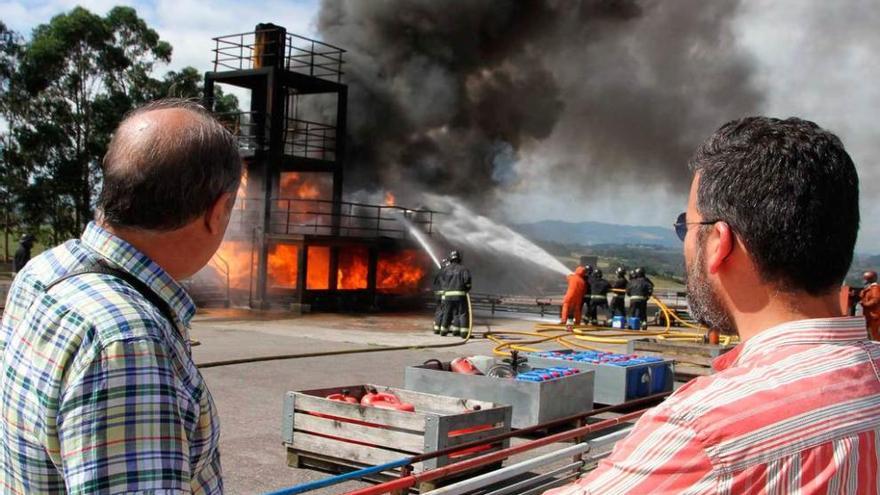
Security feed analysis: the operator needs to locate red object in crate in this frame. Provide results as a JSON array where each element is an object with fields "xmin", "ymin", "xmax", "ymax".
[
  {"xmin": 361, "ymin": 389, "xmax": 415, "ymax": 412},
  {"xmin": 325, "ymin": 389, "xmax": 359, "ymax": 404},
  {"xmin": 450, "ymin": 357, "xmax": 483, "ymax": 375}
]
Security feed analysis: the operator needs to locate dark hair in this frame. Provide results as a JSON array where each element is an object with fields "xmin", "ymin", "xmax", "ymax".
[
  {"xmin": 98, "ymin": 98, "xmax": 241, "ymax": 231},
  {"xmin": 689, "ymin": 116, "xmax": 859, "ymax": 295}
]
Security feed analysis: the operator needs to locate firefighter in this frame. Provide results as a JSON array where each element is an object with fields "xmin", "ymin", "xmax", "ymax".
[
  {"xmin": 860, "ymin": 270, "xmax": 880, "ymax": 340},
  {"xmin": 12, "ymin": 234, "xmax": 35, "ymax": 274},
  {"xmin": 584, "ymin": 264, "xmax": 594, "ymax": 279},
  {"xmin": 439, "ymin": 250, "xmax": 472, "ymax": 337},
  {"xmin": 580, "ymin": 265, "xmax": 592, "ymax": 324},
  {"xmin": 560, "ymin": 265, "xmax": 587, "ymax": 326},
  {"xmin": 432, "ymin": 258, "xmax": 449, "ymax": 334},
  {"xmin": 610, "ymin": 267, "xmax": 628, "ymax": 318},
  {"xmin": 627, "ymin": 267, "xmax": 653, "ymax": 329},
  {"xmin": 586, "ymin": 269, "xmax": 611, "ymax": 325}
]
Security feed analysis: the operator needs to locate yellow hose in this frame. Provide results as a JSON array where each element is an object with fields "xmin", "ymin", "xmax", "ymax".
[{"xmin": 482, "ymin": 291, "xmax": 738, "ymax": 356}]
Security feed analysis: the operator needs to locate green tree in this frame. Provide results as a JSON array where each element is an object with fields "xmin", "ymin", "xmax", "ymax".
[
  {"xmin": 4, "ymin": 7, "xmax": 239, "ymax": 245},
  {"xmin": 16, "ymin": 6, "xmax": 172, "ymax": 238},
  {"xmin": 0, "ymin": 20, "xmax": 26, "ymax": 259}
]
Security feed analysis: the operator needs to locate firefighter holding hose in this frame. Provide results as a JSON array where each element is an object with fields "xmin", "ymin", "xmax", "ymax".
[
  {"xmin": 610, "ymin": 267, "xmax": 627, "ymax": 318},
  {"xmin": 560, "ymin": 265, "xmax": 587, "ymax": 326},
  {"xmin": 586, "ymin": 269, "xmax": 611, "ymax": 325},
  {"xmin": 626, "ymin": 267, "xmax": 653, "ymax": 329},
  {"xmin": 431, "ymin": 258, "xmax": 449, "ymax": 334},
  {"xmin": 439, "ymin": 250, "xmax": 471, "ymax": 337}
]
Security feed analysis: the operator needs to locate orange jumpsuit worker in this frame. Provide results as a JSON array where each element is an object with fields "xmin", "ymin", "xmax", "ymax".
[
  {"xmin": 860, "ymin": 270, "xmax": 880, "ymax": 340},
  {"xmin": 560, "ymin": 266, "xmax": 587, "ymax": 325}
]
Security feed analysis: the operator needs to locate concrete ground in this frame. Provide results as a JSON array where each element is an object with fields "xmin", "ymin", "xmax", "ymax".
[{"xmin": 190, "ymin": 309, "xmax": 656, "ymax": 495}]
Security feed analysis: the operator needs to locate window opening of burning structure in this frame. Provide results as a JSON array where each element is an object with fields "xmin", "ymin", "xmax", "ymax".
[
  {"xmin": 377, "ymin": 250, "xmax": 428, "ymax": 294},
  {"xmin": 274, "ymin": 172, "xmax": 334, "ymax": 235},
  {"xmin": 268, "ymin": 243, "xmax": 299, "ymax": 289},
  {"xmin": 307, "ymin": 246, "xmax": 331, "ymax": 290},
  {"xmin": 337, "ymin": 246, "xmax": 369, "ymax": 290}
]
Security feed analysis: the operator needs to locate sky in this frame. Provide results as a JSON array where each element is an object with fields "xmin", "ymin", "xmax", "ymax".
[{"xmin": 3, "ymin": 0, "xmax": 880, "ymax": 253}]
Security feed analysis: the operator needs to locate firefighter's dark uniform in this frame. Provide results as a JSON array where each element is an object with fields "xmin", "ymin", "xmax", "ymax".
[
  {"xmin": 587, "ymin": 276, "xmax": 611, "ymax": 324},
  {"xmin": 610, "ymin": 275, "xmax": 627, "ymax": 317},
  {"xmin": 579, "ymin": 273, "xmax": 592, "ymax": 324},
  {"xmin": 432, "ymin": 265, "xmax": 448, "ymax": 334},
  {"xmin": 440, "ymin": 262, "xmax": 472, "ymax": 336},
  {"xmin": 627, "ymin": 277, "xmax": 654, "ymax": 328},
  {"xmin": 13, "ymin": 242, "xmax": 33, "ymax": 273}
]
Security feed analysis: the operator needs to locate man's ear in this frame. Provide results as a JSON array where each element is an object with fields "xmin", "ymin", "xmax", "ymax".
[
  {"xmin": 707, "ymin": 222, "xmax": 734, "ymax": 274},
  {"xmin": 204, "ymin": 191, "xmax": 235, "ymax": 235}
]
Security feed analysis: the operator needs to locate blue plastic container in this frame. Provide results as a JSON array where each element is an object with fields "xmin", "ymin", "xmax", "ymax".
[
  {"xmin": 611, "ymin": 315, "xmax": 626, "ymax": 329},
  {"xmin": 627, "ymin": 317, "xmax": 642, "ymax": 330}
]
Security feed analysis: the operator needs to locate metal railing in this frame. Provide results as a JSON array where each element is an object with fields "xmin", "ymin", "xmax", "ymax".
[
  {"xmin": 282, "ymin": 118, "xmax": 336, "ymax": 160},
  {"xmin": 228, "ymin": 198, "xmax": 435, "ymax": 239},
  {"xmin": 217, "ymin": 111, "xmax": 268, "ymax": 151},
  {"xmin": 216, "ymin": 111, "xmax": 336, "ymax": 161},
  {"xmin": 208, "ymin": 252, "xmax": 231, "ymax": 307},
  {"xmin": 212, "ymin": 29, "xmax": 345, "ymax": 83},
  {"xmin": 285, "ymin": 33, "xmax": 345, "ymax": 82}
]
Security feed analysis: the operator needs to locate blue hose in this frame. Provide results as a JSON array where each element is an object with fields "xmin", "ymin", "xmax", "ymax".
[{"xmin": 263, "ymin": 457, "xmax": 412, "ymax": 495}]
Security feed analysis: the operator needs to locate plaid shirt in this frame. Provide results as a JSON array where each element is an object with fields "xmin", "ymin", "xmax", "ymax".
[
  {"xmin": 548, "ymin": 317, "xmax": 880, "ymax": 494},
  {"xmin": 0, "ymin": 222, "xmax": 221, "ymax": 494}
]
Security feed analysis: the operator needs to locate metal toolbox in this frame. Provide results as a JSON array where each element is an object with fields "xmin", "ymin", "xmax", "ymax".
[
  {"xmin": 282, "ymin": 384, "xmax": 512, "ymax": 474},
  {"xmin": 404, "ymin": 359, "xmax": 594, "ymax": 429},
  {"xmin": 527, "ymin": 350, "xmax": 674, "ymax": 405}
]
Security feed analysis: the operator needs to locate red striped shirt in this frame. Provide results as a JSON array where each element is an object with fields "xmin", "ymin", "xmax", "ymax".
[{"xmin": 547, "ymin": 317, "xmax": 880, "ymax": 494}]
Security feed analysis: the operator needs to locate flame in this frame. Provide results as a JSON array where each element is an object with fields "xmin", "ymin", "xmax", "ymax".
[
  {"xmin": 268, "ymin": 244, "xmax": 299, "ymax": 288},
  {"xmin": 306, "ymin": 246, "xmax": 331, "ymax": 289},
  {"xmin": 212, "ymin": 240, "xmax": 254, "ymax": 290},
  {"xmin": 377, "ymin": 250, "xmax": 427, "ymax": 293},
  {"xmin": 338, "ymin": 246, "xmax": 369, "ymax": 290},
  {"xmin": 384, "ymin": 191, "xmax": 396, "ymax": 206},
  {"xmin": 276, "ymin": 172, "xmax": 332, "ymax": 230},
  {"xmin": 280, "ymin": 172, "xmax": 324, "ymax": 200},
  {"xmin": 237, "ymin": 170, "xmax": 248, "ymax": 200}
]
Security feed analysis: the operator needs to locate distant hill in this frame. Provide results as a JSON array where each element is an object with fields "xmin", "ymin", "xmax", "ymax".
[{"xmin": 515, "ymin": 220, "xmax": 679, "ymax": 248}]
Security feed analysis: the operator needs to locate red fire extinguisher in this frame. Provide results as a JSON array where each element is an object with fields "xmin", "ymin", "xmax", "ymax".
[
  {"xmin": 450, "ymin": 357, "xmax": 483, "ymax": 375},
  {"xmin": 326, "ymin": 389, "xmax": 359, "ymax": 404},
  {"xmin": 361, "ymin": 389, "xmax": 415, "ymax": 412}
]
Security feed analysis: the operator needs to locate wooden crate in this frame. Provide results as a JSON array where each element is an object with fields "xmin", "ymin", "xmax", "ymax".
[{"xmin": 282, "ymin": 384, "xmax": 512, "ymax": 478}]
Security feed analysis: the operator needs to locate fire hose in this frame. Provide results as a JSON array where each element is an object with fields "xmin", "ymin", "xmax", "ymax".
[
  {"xmin": 197, "ymin": 293, "xmax": 476, "ymax": 369},
  {"xmin": 485, "ymin": 293, "xmax": 736, "ymax": 358}
]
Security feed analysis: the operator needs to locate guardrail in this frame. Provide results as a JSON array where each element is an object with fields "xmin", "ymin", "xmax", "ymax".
[
  {"xmin": 212, "ymin": 29, "xmax": 345, "ymax": 83},
  {"xmin": 229, "ymin": 198, "xmax": 436, "ymax": 239}
]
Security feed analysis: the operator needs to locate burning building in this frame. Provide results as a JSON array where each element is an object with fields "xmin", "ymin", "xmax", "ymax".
[{"xmin": 200, "ymin": 24, "xmax": 435, "ymax": 310}]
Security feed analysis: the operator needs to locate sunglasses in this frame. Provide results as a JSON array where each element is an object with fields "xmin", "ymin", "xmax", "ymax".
[{"xmin": 673, "ymin": 212, "xmax": 721, "ymax": 241}]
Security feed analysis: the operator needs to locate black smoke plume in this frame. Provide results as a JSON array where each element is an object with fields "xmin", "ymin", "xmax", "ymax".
[{"xmin": 317, "ymin": 0, "xmax": 762, "ymax": 210}]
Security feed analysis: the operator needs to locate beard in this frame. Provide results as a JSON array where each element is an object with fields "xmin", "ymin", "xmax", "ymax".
[{"xmin": 685, "ymin": 239, "xmax": 737, "ymax": 335}]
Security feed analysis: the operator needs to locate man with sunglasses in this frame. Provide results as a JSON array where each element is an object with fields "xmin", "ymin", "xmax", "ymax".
[{"xmin": 547, "ymin": 116, "xmax": 875, "ymax": 494}]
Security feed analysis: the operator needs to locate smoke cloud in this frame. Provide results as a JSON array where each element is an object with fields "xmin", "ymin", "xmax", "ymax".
[{"xmin": 317, "ymin": 0, "xmax": 762, "ymax": 210}]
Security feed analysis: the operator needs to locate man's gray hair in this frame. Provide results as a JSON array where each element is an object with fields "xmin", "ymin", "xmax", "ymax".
[{"xmin": 98, "ymin": 98, "xmax": 242, "ymax": 231}]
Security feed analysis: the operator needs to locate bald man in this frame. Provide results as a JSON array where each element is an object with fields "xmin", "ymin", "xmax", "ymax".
[{"xmin": 0, "ymin": 99, "xmax": 240, "ymax": 494}]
